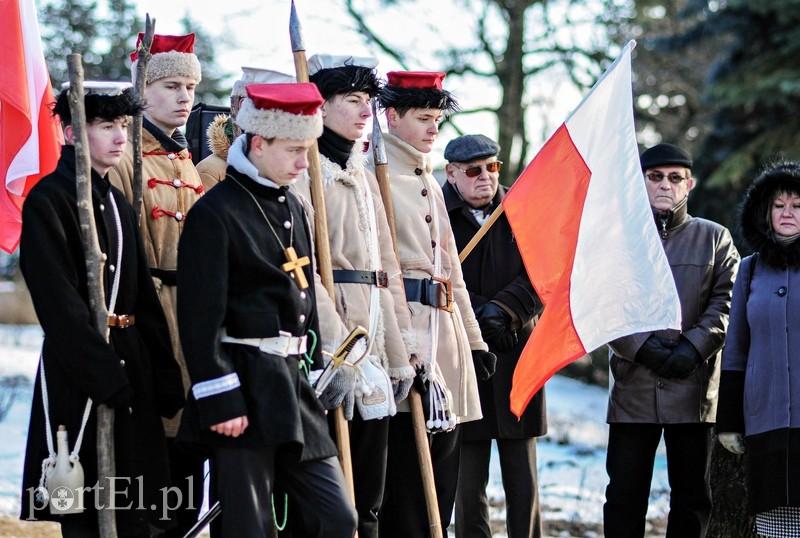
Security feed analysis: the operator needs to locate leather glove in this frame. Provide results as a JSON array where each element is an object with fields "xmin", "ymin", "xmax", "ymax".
[
  {"xmin": 718, "ymin": 432, "xmax": 745, "ymax": 455},
  {"xmin": 472, "ymin": 350, "xmax": 497, "ymax": 381},
  {"xmin": 635, "ymin": 335, "xmax": 674, "ymax": 373},
  {"xmin": 391, "ymin": 376, "xmax": 413, "ymax": 404},
  {"xmin": 659, "ymin": 337, "xmax": 702, "ymax": 379},
  {"xmin": 475, "ymin": 302, "xmax": 511, "ymax": 341},
  {"xmin": 318, "ymin": 365, "xmax": 356, "ymax": 420}
]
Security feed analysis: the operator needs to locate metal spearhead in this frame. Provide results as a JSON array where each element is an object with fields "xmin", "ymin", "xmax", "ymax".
[
  {"xmin": 289, "ymin": 0, "xmax": 305, "ymax": 52},
  {"xmin": 371, "ymin": 100, "xmax": 388, "ymax": 166}
]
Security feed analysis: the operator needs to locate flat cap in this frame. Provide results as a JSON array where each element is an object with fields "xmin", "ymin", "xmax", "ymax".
[
  {"xmin": 444, "ymin": 134, "xmax": 500, "ymax": 163},
  {"xmin": 640, "ymin": 143, "xmax": 693, "ymax": 171}
]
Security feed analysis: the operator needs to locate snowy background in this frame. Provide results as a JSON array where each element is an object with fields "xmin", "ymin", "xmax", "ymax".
[{"xmin": 0, "ymin": 324, "xmax": 669, "ymax": 537}]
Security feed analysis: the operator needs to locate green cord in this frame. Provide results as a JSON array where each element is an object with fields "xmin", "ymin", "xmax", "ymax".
[
  {"xmin": 272, "ymin": 492, "xmax": 289, "ymax": 531},
  {"xmin": 300, "ymin": 329, "xmax": 318, "ymax": 377}
]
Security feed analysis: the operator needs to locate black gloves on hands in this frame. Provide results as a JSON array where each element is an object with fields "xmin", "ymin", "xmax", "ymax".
[
  {"xmin": 659, "ymin": 337, "xmax": 703, "ymax": 379},
  {"xmin": 472, "ymin": 350, "xmax": 497, "ymax": 381},
  {"xmin": 635, "ymin": 335, "xmax": 702, "ymax": 380},
  {"xmin": 475, "ymin": 302, "xmax": 518, "ymax": 352}
]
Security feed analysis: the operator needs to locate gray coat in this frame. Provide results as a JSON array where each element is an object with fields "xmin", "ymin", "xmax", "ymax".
[{"xmin": 607, "ymin": 200, "xmax": 739, "ymax": 424}]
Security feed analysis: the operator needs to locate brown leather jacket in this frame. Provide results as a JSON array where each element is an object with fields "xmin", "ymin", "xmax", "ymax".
[{"xmin": 607, "ymin": 199, "xmax": 739, "ymax": 424}]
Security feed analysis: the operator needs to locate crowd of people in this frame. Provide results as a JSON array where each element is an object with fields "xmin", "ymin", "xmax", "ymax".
[{"xmin": 14, "ymin": 27, "xmax": 800, "ymax": 538}]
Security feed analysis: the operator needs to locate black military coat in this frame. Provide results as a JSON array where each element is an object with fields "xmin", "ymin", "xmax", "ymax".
[
  {"xmin": 18, "ymin": 146, "xmax": 184, "ymax": 531},
  {"xmin": 443, "ymin": 182, "xmax": 547, "ymax": 440},
  {"xmin": 176, "ymin": 166, "xmax": 336, "ymax": 462}
]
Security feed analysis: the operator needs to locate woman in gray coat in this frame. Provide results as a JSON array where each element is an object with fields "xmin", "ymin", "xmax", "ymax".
[{"xmin": 718, "ymin": 161, "xmax": 800, "ymax": 537}]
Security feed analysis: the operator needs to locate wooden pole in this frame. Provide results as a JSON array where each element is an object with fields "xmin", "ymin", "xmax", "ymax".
[
  {"xmin": 131, "ymin": 14, "xmax": 155, "ymax": 224},
  {"xmin": 289, "ymin": 0, "xmax": 356, "ymax": 507},
  {"xmin": 371, "ymin": 102, "xmax": 444, "ymax": 538},
  {"xmin": 457, "ymin": 204, "xmax": 505, "ymax": 263},
  {"xmin": 66, "ymin": 54, "xmax": 117, "ymax": 538}
]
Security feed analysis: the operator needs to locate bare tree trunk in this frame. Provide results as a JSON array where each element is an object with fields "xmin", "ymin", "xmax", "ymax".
[
  {"xmin": 708, "ymin": 440, "xmax": 756, "ymax": 537},
  {"xmin": 131, "ymin": 14, "xmax": 155, "ymax": 224},
  {"xmin": 66, "ymin": 54, "xmax": 117, "ymax": 538}
]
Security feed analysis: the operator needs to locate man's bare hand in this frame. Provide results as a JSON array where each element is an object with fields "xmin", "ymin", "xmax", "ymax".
[{"xmin": 210, "ymin": 416, "xmax": 249, "ymax": 437}]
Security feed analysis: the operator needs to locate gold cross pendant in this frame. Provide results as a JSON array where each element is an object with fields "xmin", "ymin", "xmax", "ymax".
[{"xmin": 282, "ymin": 246, "xmax": 310, "ymax": 290}]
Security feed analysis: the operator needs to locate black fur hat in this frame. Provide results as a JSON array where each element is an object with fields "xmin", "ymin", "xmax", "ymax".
[
  {"xmin": 53, "ymin": 83, "xmax": 143, "ymax": 126},
  {"xmin": 740, "ymin": 161, "xmax": 800, "ymax": 268}
]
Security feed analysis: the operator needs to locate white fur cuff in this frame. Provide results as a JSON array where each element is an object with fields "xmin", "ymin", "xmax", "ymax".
[{"xmin": 235, "ymin": 98, "xmax": 323, "ymax": 140}]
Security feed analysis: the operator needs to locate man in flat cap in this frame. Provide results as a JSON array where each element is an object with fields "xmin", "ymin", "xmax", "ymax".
[
  {"xmin": 604, "ymin": 143, "xmax": 739, "ymax": 538},
  {"xmin": 443, "ymin": 134, "xmax": 546, "ymax": 538}
]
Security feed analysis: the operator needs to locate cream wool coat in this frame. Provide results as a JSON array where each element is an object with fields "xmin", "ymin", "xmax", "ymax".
[
  {"xmin": 109, "ymin": 128, "xmax": 203, "ymax": 436},
  {"xmin": 293, "ymin": 150, "xmax": 416, "ymax": 386},
  {"xmin": 368, "ymin": 132, "xmax": 486, "ymax": 423}
]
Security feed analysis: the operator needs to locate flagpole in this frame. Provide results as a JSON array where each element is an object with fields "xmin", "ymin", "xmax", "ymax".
[
  {"xmin": 371, "ymin": 102, "xmax": 444, "ymax": 538},
  {"xmin": 289, "ymin": 0, "xmax": 357, "ymax": 508},
  {"xmin": 131, "ymin": 14, "xmax": 155, "ymax": 224},
  {"xmin": 458, "ymin": 204, "xmax": 505, "ymax": 263},
  {"xmin": 66, "ymin": 53, "xmax": 118, "ymax": 538}
]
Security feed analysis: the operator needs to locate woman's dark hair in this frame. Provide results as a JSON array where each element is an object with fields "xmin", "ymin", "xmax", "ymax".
[
  {"xmin": 310, "ymin": 65, "xmax": 381, "ymax": 100},
  {"xmin": 53, "ymin": 87, "xmax": 143, "ymax": 126}
]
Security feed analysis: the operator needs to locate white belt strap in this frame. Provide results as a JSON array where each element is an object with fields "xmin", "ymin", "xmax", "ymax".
[{"xmin": 220, "ymin": 329, "xmax": 308, "ymax": 357}]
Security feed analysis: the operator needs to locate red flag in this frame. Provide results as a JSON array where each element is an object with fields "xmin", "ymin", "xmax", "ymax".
[
  {"xmin": 0, "ymin": 0, "xmax": 62, "ymax": 253},
  {"xmin": 504, "ymin": 42, "xmax": 681, "ymax": 417}
]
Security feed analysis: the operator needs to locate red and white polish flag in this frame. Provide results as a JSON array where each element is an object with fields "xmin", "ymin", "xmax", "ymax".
[
  {"xmin": 505, "ymin": 41, "xmax": 681, "ymax": 417},
  {"xmin": 0, "ymin": 0, "xmax": 62, "ymax": 253}
]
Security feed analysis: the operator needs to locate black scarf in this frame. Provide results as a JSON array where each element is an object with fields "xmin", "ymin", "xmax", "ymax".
[
  {"xmin": 317, "ymin": 126, "xmax": 354, "ymax": 169},
  {"xmin": 143, "ymin": 117, "xmax": 187, "ymax": 153}
]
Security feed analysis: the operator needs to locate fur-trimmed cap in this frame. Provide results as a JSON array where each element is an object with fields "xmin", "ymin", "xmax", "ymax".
[
  {"xmin": 308, "ymin": 54, "xmax": 380, "ymax": 99},
  {"xmin": 379, "ymin": 71, "xmax": 458, "ymax": 113},
  {"xmin": 130, "ymin": 33, "xmax": 202, "ymax": 85},
  {"xmin": 54, "ymin": 81, "xmax": 143, "ymax": 125},
  {"xmin": 235, "ymin": 83, "xmax": 324, "ymax": 140},
  {"xmin": 740, "ymin": 161, "xmax": 800, "ymax": 268},
  {"xmin": 232, "ymin": 67, "xmax": 295, "ymax": 98}
]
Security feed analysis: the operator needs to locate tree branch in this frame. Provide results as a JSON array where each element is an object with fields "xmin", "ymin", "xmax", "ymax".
[{"xmin": 343, "ymin": 0, "xmax": 410, "ymax": 70}]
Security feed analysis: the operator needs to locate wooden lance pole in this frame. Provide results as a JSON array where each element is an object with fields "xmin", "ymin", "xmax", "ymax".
[
  {"xmin": 131, "ymin": 14, "xmax": 155, "ymax": 224},
  {"xmin": 289, "ymin": 0, "xmax": 356, "ymax": 506},
  {"xmin": 458, "ymin": 204, "xmax": 504, "ymax": 263},
  {"xmin": 371, "ymin": 102, "xmax": 444, "ymax": 538},
  {"xmin": 66, "ymin": 54, "xmax": 117, "ymax": 538}
]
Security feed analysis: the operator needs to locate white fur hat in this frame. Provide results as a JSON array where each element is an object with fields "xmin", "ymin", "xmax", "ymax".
[
  {"xmin": 130, "ymin": 33, "xmax": 202, "ymax": 85},
  {"xmin": 307, "ymin": 54, "xmax": 378, "ymax": 76},
  {"xmin": 232, "ymin": 67, "xmax": 295, "ymax": 98},
  {"xmin": 235, "ymin": 83, "xmax": 324, "ymax": 140}
]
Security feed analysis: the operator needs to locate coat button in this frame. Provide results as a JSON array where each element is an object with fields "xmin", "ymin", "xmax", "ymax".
[
  {"xmin": 167, "ymin": 153, "xmax": 176, "ymax": 160},
  {"xmin": 778, "ymin": 286, "xmax": 788, "ymax": 297},
  {"xmin": 425, "ymin": 215, "xmax": 432, "ymax": 223},
  {"xmin": 300, "ymin": 291, "xmax": 307, "ymax": 299},
  {"xmin": 299, "ymin": 314, "xmax": 306, "ymax": 323},
  {"xmin": 421, "ymin": 188, "xmax": 428, "ymax": 197},
  {"xmin": 120, "ymin": 360, "xmax": 125, "ymax": 367},
  {"xmin": 414, "ymin": 168, "xmax": 423, "ymax": 175},
  {"xmin": 431, "ymin": 240, "xmax": 437, "ymax": 249},
  {"xmin": 172, "ymin": 178, "xmax": 182, "ymax": 188},
  {"xmin": 109, "ymin": 264, "xmax": 116, "ymax": 273},
  {"xmin": 283, "ymin": 220, "xmax": 291, "ymax": 229},
  {"xmin": 278, "ymin": 196, "xmax": 286, "ymax": 203},
  {"xmin": 99, "ymin": 204, "xmax": 105, "ymax": 211},
  {"xmin": 657, "ymin": 381, "xmax": 665, "ymax": 388},
  {"xmin": 174, "ymin": 211, "xmax": 184, "ymax": 221}
]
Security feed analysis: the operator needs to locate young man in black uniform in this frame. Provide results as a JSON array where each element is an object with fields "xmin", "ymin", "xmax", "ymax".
[
  {"xmin": 19, "ymin": 82, "xmax": 184, "ymax": 537},
  {"xmin": 176, "ymin": 82, "xmax": 357, "ymax": 537}
]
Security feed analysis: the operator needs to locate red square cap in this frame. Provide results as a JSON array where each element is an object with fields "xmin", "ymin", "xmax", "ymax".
[
  {"xmin": 245, "ymin": 83, "xmax": 324, "ymax": 116},
  {"xmin": 130, "ymin": 33, "xmax": 196, "ymax": 62},
  {"xmin": 386, "ymin": 71, "xmax": 446, "ymax": 90}
]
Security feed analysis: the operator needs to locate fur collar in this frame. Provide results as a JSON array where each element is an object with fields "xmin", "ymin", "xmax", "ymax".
[
  {"xmin": 740, "ymin": 171, "xmax": 800, "ymax": 268},
  {"xmin": 319, "ymin": 145, "xmax": 367, "ymax": 187},
  {"xmin": 206, "ymin": 114, "xmax": 232, "ymax": 160}
]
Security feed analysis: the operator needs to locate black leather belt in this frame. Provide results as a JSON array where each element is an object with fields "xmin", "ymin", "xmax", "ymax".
[
  {"xmin": 333, "ymin": 269, "xmax": 388, "ymax": 288},
  {"xmin": 150, "ymin": 268, "xmax": 177, "ymax": 286},
  {"xmin": 403, "ymin": 277, "xmax": 454, "ymax": 311}
]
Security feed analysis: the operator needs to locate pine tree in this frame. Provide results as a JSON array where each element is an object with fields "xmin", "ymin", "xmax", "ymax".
[{"xmin": 180, "ymin": 14, "xmax": 229, "ymax": 105}]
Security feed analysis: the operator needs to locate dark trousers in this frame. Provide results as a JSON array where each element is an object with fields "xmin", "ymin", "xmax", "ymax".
[
  {"xmin": 456, "ymin": 438, "xmax": 542, "ymax": 538},
  {"xmin": 59, "ymin": 513, "xmax": 149, "ymax": 538},
  {"xmin": 162, "ymin": 438, "xmax": 205, "ymax": 537},
  {"xmin": 379, "ymin": 413, "xmax": 461, "ymax": 537},
  {"xmin": 349, "ymin": 414, "xmax": 390, "ymax": 538},
  {"xmin": 604, "ymin": 423, "xmax": 713, "ymax": 538},
  {"xmin": 214, "ymin": 446, "xmax": 356, "ymax": 538}
]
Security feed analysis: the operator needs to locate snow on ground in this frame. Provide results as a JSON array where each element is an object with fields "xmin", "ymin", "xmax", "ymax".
[{"xmin": 0, "ymin": 324, "xmax": 669, "ymax": 535}]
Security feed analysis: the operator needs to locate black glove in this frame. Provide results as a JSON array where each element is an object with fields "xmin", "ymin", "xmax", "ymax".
[
  {"xmin": 659, "ymin": 337, "xmax": 703, "ymax": 379},
  {"xmin": 472, "ymin": 350, "xmax": 497, "ymax": 381},
  {"xmin": 476, "ymin": 302, "xmax": 517, "ymax": 351},
  {"xmin": 634, "ymin": 335, "xmax": 674, "ymax": 373}
]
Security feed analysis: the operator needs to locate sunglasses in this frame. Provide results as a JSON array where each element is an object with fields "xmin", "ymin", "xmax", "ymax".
[
  {"xmin": 646, "ymin": 171, "xmax": 688, "ymax": 184},
  {"xmin": 454, "ymin": 161, "xmax": 503, "ymax": 178}
]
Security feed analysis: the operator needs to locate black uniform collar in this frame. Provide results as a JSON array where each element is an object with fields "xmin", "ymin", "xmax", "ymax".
[
  {"xmin": 318, "ymin": 126, "xmax": 355, "ymax": 170},
  {"xmin": 143, "ymin": 117, "xmax": 187, "ymax": 153},
  {"xmin": 58, "ymin": 145, "xmax": 112, "ymax": 197}
]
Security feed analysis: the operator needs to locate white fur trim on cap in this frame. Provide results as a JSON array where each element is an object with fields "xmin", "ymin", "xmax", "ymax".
[
  {"xmin": 132, "ymin": 50, "xmax": 202, "ymax": 84},
  {"xmin": 232, "ymin": 68, "xmax": 295, "ymax": 98},
  {"xmin": 60, "ymin": 81, "xmax": 132, "ymax": 96},
  {"xmin": 308, "ymin": 54, "xmax": 378, "ymax": 76},
  {"xmin": 235, "ymin": 97, "xmax": 323, "ymax": 140}
]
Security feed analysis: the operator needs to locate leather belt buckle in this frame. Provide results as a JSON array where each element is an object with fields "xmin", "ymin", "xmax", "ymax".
[
  {"xmin": 108, "ymin": 314, "xmax": 135, "ymax": 328},
  {"xmin": 376, "ymin": 270, "xmax": 388, "ymax": 288},
  {"xmin": 432, "ymin": 277, "xmax": 454, "ymax": 312}
]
